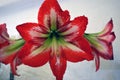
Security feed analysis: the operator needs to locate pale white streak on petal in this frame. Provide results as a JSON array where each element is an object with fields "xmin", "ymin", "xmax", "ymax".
[
  {"xmin": 58, "ymin": 15, "xmax": 63, "ymax": 26},
  {"xmin": 61, "ymin": 25, "xmax": 78, "ymax": 35},
  {"xmin": 64, "ymin": 42, "xmax": 85, "ymax": 53},
  {"xmin": 93, "ymin": 39, "xmax": 109, "ymax": 55},
  {"xmin": 64, "ymin": 33, "xmax": 78, "ymax": 42},
  {"xmin": 29, "ymin": 26, "xmax": 47, "ymax": 38},
  {"xmin": 28, "ymin": 46, "xmax": 46, "ymax": 57},
  {"xmin": 31, "ymin": 26, "xmax": 43, "ymax": 32},
  {"xmin": 56, "ymin": 56, "xmax": 60, "ymax": 66},
  {"xmin": 98, "ymin": 33, "xmax": 115, "ymax": 43},
  {"xmin": 29, "ymin": 30, "xmax": 41, "ymax": 38},
  {"xmin": 51, "ymin": 36, "xmax": 61, "ymax": 56},
  {"xmin": 56, "ymin": 47, "xmax": 63, "ymax": 58},
  {"xmin": 51, "ymin": 38, "xmax": 57, "ymax": 56},
  {"xmin": 44, "ymin": 15, "xmax": 50, "ymax": 29},
  {"xmin": 50, "ymin": 8, "xmax": 57, "ymax": 28},
  {"xmin": 29, "ymin": 30, "xmax": 47, "ymax": 38},
  {"xmin": 57, "ymin": 23, "xmax": 70, "ymax": 32}
]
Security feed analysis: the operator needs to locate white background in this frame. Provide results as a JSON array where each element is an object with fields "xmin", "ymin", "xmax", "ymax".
[{"xmin": 0, "ymin": 0, "xmax": 120, "ymax": 80}]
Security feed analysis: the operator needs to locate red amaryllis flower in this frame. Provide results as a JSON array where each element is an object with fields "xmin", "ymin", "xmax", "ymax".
[
  {"xmin": 0, "ymin": 23, "xmax": 14, "ymax": 64},
  {"xmin": 0, "ymin": 23, "xmax": 25, "ymax": 75},
  {"xmin": 84, "ymin": 19, "xmax": 116, "ymax": 71},
  {"xmin": 16, "ymin": 0, "xmax": 93, "ymax": 80}
]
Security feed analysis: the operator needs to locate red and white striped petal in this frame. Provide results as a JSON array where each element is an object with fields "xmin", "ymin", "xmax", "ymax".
[
  {"xmin": 62, "ymin": 45, "xmax": 85, "ymax": 62},
  {"xmin": 99, "ymin": 19, "xmax": 113, "ymax": 36},
  {"xmin": 22, "ymin": 50, "xmax": 50, "ymax": 67},
  {"xmin": 70, "ymin": 16, "xmax": 88, "ymax": 36},
  {"xmin": 38, "ymin": 0, "xmax": 70, "ymax": 29},
  {"xmin": 63, "ymin": 37, "xmax": 93, "ymax": 62},
  {"xmin": 60, "ymin": 16, "xmax": 88, "ymax": 42},
  {"xmin": 99, "ymin": 42, "xmax": 114, "ymax": 60},
  {"xmin": 16, "ymin": 23, "xmax": 48, "ymax": 42},
  {"xmin": 98, "ymin": 32, "xmax": 115, "ymax": 43},
  {"xmin": 49, "ymin": 55, "xmax": 66, "ymax": 80},
  {"xmin": 92, "ymin": 38, "xmax": 113, "ymax": 60}
]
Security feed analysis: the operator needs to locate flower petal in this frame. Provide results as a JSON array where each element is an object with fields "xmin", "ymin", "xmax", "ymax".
[
  {"xmin": 62, "ymin": 46, "xmax": 85, "ymax": 62},
  {"xmin": 99, "ymin": 19, "xmax": 113, "ymax": 36},
  {"xmin": 84, "ymin": 19, "xmax": 115, "ymax": 60},
  {"xmin": 98, "ymin": 41, "xmax": 114, "ymax": 60},
  {"xmin": 0, "ymin": 23, "xmax": 10, "ymax": 48},
  {"xmin": 74, "ymin": 37, "xmax": 94, "ymax": 60},
  {"xmin": 92, "ymin": 48, "xmax": 100, "ymax": 71},
  {"xmin": 22, "ymin": 50, "xmax": 50, "ymax": 67},
  {"xmin": 98, "ymin": 32, "xmax": 116, "ymax": 43},
  {"xmin": 89, "ymin": 37, "xmax": 114, "ymax": 60},
  {"xmin": 38, "ymin": 0, "xmax": 70, "ymax": 29},
  {"xmin": 95, "ymin": 53, "xmax": 100, "ymax": 71},
  {"xmin": 60, "ymin": 16, "xmax": 88, "ymax": 42},
  {"xmin": 0, "ymin": 23, "xmax": 9, "ymax": 40},
  {"xmin": 0, "ymin": 53, "xmax": 15, "ymax": 64},
  {"xmin": 63, "ymin": 37, "xmax": 93, "ymax": 62},
  {"xmin": 49, "ymin": 55, "xmax": 66, "ymax": 80},
  {"xmin": 16, "ymin": 23, "xmax": 47, "ymax": 41},
  {"xmin": 71, "ymin": 16, "xmax": 88, "ymax": 35},
  {"xmin": 10, "ymin": 56, "xmax": 20, "ymax": 75}
]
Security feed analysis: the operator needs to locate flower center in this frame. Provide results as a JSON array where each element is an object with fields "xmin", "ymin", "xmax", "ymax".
[
  {"xmin": 49, "ymin": 30, "xmax": 60, "ymax": 39},
  {"xmin": 47, "ymin": 29, "xmax": 62, "ymax": 56}
]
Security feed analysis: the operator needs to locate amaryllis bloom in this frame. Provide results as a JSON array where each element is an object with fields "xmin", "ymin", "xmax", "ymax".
[
  {"xmin": 16, "ymin": 0, "xmax": 93, "ymax": 80},
  {"xmin": 84, "ymin": 19, "xmax": 116, "ymax": 71},
  {"xmin": 0, "ymin": 23, "xmax": 25, "ymax": 75},
  {"xmin": 0, "ymin": 23, "xmax": 14, "ymax": 64}
]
